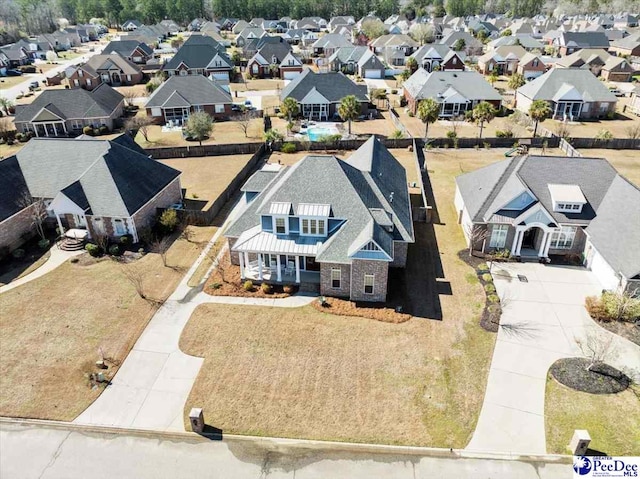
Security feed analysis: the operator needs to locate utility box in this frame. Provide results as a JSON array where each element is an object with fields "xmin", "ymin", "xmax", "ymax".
[
  {"xmin": 569, "ymin": 430, "xmax": 591, "ymax": 455},
  {"xmin": 189, "ymin": 408, "xmax": 204, "ymax": 433}
]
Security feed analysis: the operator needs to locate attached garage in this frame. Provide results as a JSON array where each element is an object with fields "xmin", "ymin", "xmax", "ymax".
[
  {"xmin": 283, "ymin": 70, "xmax": 300, "ymax": 80},
  {"xmin": 585, "ymin": 241, "xmax": 620, "ymax": 291},
  {"xmin": 211, "ymin": 71, "xmax": 230, "ymax": 81},
  {"xmin": 364, "ymin": 69, "xmax": 383, "ymax": 79}
]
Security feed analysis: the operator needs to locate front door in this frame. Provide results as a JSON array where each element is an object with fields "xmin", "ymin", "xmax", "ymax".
[{"xmin": 522, "ymin": 228, "xmax": 537, "ymax": 249}]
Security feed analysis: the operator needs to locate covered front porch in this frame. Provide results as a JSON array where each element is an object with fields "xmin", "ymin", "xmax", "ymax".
[
  {"xmin": 238, "ymin": 252, "xmax": 320, "ymax": 285},
  {"xmin": 510, "ymin": 223, "xmax": 555, "ymax": 258},
  {"xmin": 32, "ymin": 121, "xmax": 67, "ymax": 137}
]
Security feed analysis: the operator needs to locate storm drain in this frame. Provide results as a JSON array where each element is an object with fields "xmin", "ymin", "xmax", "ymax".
[{"xmin": 518, "ymin": 275, "xmax": 528, "ymax": 283}]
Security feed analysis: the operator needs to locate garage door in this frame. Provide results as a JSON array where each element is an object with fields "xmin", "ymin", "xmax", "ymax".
[
  {"xmin": 283, "ymin": 70, "xmax": 300, "ymax": 80},
  {"xmin": 364, "ymin": 70, "xmax": 382, "ymax": 79},
  {"xmin": 587, "ymin": 244, "xmax": 619, "ymax": 290},
  {"xmin": 211, "ymin": 72, "xmax": 229, "ymax": 81}
]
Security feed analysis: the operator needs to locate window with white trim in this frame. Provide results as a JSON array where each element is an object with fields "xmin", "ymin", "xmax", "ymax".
[
  {"xmin": 364, "ymin": 274, "xmax": 374, "ymax": 294},
  {"xmin": 301, "ymin": 218, "xmax": 326, "ymax": 236},
  {"xmin": 275, "ymin": 217, "xmax": 286, "ymax": 234},
  {"xmin": 331, "ymin": 268, "xmax": 341, "ymax": 288},
  {"xmin": 489, "ymin": 224, "xmax": 508, "ymax": 248},
  {"xmin": 215, "ymin": 104, "xmax": 225, "ymax": 113},
  {"xmin": 114, "ymin": 219, "xmax": 126, "ymax": 235},
  {"xmin": 193, "ymin": 105, "xmax": 204, "ymax": 112},
  {"xmin": 550, "ymin": 226, "xmax": 576, "ymax": 249}
]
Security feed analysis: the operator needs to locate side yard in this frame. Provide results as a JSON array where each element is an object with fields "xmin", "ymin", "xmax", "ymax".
[
  {"xmin": 0, "ymin": 226, "xmax": 215, "ymax": 421},
  {"xmin": 576, "ymin": 149, "xmax": 640, "ymax": 186},
  {"xmin": 179, "ymin": 148, "xmax": 499, "ymax": 447}
]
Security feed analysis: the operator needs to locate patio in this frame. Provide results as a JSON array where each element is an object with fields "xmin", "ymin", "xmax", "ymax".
[{"xmin": 241, "ymin": 255, "xmax": 320, "ymax": 285}]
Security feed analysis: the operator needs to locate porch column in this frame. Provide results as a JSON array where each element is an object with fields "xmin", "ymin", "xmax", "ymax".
[
  {"xmin": 243, "ymin": 252, "xmax": 249, "ymax": 273},
  {"xmin": 276, "ymin": 254, "xmax": 282, "ymax": 282},
  {"xmin": 239, "ymin": 251, "xmax": 245, "ymax": 279},
  {"xmin": 258, "ymin": 254, "xmax": 263, "ymax": 280},
  {"xmin": 34, "ymin": 125, "xmax": 39, "ymax": 137},
  {"xmin": 55, "ymin": 213, "xmax": 65, "ymax": 236},
  {"xmin": 53, "ymin": 123, "xmax": 58, "ymax": 136},
  {"xmin": 511, "ymin": 228, "xmax": 521, "ymax": 255},
  {"xmin": 553, "ymin": 102, "xmax": 559, "ymax": 119},
  {"xmin": 295, "ymin": 256, "xmax": 300, "ymax": 284},
  {"xmin": 514, "ymin": 230, "xmax": 523, "ymax": 256},
  {"xmin": 62, "ymin": 122, "xmax": 67, "ymax": 134},
  {"xmin": 543, "ymin": 230, "xmax": 553, "ymax": 257},
  {"xmin": 538, "ymin": 231, "xmax": 549, "ymax": 257}
]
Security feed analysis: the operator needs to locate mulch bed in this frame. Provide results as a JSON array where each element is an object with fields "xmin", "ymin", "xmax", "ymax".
[
  {"xmin": 550, "ymin": 358, "xmax": 631, "ymax": 394},
  {"xmin": 311, "ymin": 296, "xmax": 412, "ymax": 323},
  {"xmin": 458, "ymin": 251, "xmax": 503, "ymax": 333},
  {"xmin": 596, "ymin": 321, "xmax": 640, "ymax": 347}
]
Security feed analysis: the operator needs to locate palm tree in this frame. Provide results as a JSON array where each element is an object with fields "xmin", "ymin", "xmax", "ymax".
[
  {"xmin": 417, "ymin": 98, "xmax": 440, "ymax": 142},
  {"xmin": 338, "ymin": 95, "xmax": 359, "ymax": 135},
  {"xmin": 472, "ymin": 101, "xmax": 497, "ymax": 140},
  {"xmin": 280, "ymin": 97, "xmax": 298, "ymax": 123},
  {"xmin": 508, "ymin": 73, "xmax": 525, "ymax": 91},
  {"xmin": 529, "ymin": 99, "xmax": 552, "ymax": 137},
  {"xmin": 0, "ymin": 97, "xmax": 14, "ymax": 116}
]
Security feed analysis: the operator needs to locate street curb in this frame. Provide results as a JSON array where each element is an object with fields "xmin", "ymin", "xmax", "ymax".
[{"xmin": 0, "ymin": 417, "xmax": 572, "ymax": 464}]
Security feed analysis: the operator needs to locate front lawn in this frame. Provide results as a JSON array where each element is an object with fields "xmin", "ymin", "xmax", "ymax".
[
  {"xmin": 180, "ymin": 148, "xmax": 499, "ymax": 446},
  {"xmin": 545, "ymin": 377, "xmax": 640, "ymax": 455},
  {"xmin": 0, "ymin": 226, "xmax": 215, "ymax": 421}
]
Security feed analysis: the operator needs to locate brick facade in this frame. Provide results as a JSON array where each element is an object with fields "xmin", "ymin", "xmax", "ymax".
[
  {"xmin": 320, "ymin": 262, "xmax": 351, "ymax": 298},
  {"xmin": 479, "ymin": 223, "xmax": 588, "ymax": 257},
  {"xmin": 349, "ymin": 259, "xmax": 389, "ymax": 302},
  {"xmin": 131, "ymin": 177, "xmax": 182, "ymax": 235},
  {"xmin": 0, "ymin": 204, "xmax": 37, "ymax": 252},
  {"xmin": 390, "ymin": 241, "xmax": 408, "ymax": 267},
  {"xmin": 68, "ymin": 68, "xmax": 144, "ymax": 91},
  {"xmin": 146, "ymin": 104, "xmax": 233, "ymax": 124}
]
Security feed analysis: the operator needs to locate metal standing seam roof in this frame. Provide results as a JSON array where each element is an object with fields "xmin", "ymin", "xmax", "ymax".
[
  {"xmin": 296, "ymin": 203, "xmax": 331, "ymax": 217},
  {"xmin": 233, "ymin": 227, "xmax": 322, "ymax": 255},
  {"xmin": 269, "ymin": 202, "xmax": 293, "ymax": 215}
]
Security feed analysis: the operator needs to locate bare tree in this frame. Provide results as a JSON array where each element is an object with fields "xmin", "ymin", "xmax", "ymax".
[
  {"xmin": 94, "ymin": 234, "xmax": 109, "ymax": 254},
  {"xmin": 123, "ymin": 89, "xmax": 140, "ymax": 107},
  {"xmin": 464, "ymin": 223, "xmax": 489, "ymax": 256},
  {"xmin": 124, "ymin": 115, "xmax": 154, "ymax": 142},
  {"xmin": 236, "ymin": 109, "xmax": 256, "ymax": 138},
  {"xmin": 575, "ymin": 330, "xmax": 617, "ymax": 372},
  {"xmin": 15, "ymin": 189, "xmax": 47, "ymax": 240},
  {"xmin": 122, "ymin": 266, "xmax": 147, "ymax": 299},
  {"xmin": 151, "ymin": 236, "xmax": 172, "ymax": 267},
  {"xmin": 609, "ymin": 288, "xmax": 640, "ymax": 322}
]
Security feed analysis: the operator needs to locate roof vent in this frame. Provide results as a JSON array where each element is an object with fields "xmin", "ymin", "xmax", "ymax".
[{"xmin": 389, "ymin": 192, "xmax": 394, "ymax": 203}]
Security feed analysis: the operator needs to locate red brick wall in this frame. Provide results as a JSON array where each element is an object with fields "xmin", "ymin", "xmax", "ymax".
[
  {"xmin": 0, "ymin": 204, "xmax": 36, "ymax": 252},
  {"xmin": 131, "ymin": 177, "xmax": 182, "ymax": 234}
]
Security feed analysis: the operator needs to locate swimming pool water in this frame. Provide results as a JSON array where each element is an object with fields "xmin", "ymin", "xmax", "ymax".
[{"xmin": 306, "ymin": 127, "xmax": 339, "ymax": 141}]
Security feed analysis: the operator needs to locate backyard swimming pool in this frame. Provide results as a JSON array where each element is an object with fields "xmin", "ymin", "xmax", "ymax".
[{"xmin": 300, "ymin": 124, "xmax": 340, "ymax": 141}]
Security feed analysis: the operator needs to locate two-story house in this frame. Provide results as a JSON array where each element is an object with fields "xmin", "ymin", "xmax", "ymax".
[
  {"xmin": 225, "ymin": 136, "xmax": 414, "ymax": 302},
  {"xmin": 163, "ymin": 34, "xmax": 233, "ymax": 80},
  {"xmin": 102, "ymin": 40, "xmax": 153, "ymax": 64},
  {"xmin": 66, "ymin": 53, "xmax": 144, "ymax": 90}
]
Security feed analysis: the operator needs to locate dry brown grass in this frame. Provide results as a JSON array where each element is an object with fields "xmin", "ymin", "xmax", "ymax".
[
  {"xmin": 311, "ymin": 296, "xmax": 411, "ymax": 323},
  {"xmin": 545, "ymin": 377, "xmax": 640, "ymax": 455},
  {"xmin": 576, "ymin": 149, "xmax": 640, "ymax": 187},
  {"xmin": 230, "ymin": 78, "xmax": 285, "ymax": 92},
  {"xmin": 159, "ymin": 155, "xmax": 254, "ymax": 209},
  {"xmin": 0, "ymin": 226, "xmax": 214, "ymax": 421},
  {"xmin": 0, "ymin": 141, "xmax": 25, "ymax": 159}
]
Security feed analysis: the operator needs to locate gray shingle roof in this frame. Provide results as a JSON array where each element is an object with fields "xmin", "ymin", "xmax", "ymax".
[
  {"xmin": 164, "ymin": 38, "xmax": 231, "ymax": 70},
  {"xmin": 145, "ymin": 76, "xmax": 232, "ymax": 107},
  {"xmin": 103, "ymin": 40, "xmax": 153, "ymax": 57},
  {"xmin": 14, "ymin": 136, "xmax": 180, "ymax": 217},
  {"xmin": 79, "ymin": 53, "xmax": 142, "ymax": 76},
  {"xmin": 0, "ymin": 156, "xmax": 30, "ymax": 222},
  {"xmin": 516, "ymin": 68, "xmax": 617, "ymax": 103},
  {"xmin": 404, "ymin": 69, "xmax": 503, "ymax": 103},
  {"xmin": 241, "ymin": 170, "xmax": 280, "ymax": 193},
  {"xmin": 226, "ymin": 137, "xmax": 413, "ymax": 263},
  {"xmin": 280, "ymin": 69, "xmax": 368, "ymax": 103},
  {"xmin": 14, "ymin": 84, "xmax": 123, "ymax": 123}
]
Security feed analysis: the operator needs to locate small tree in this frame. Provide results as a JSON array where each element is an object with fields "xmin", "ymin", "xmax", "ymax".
[
  {"xmin": 123, "ymin": 89, "xmax": 139, "ymax": 107},
  {"xmin": 406, "ymin": 56, "xmax": 418, "ymax": 74},
  {"xmin": 45, "ymin": 50, "xmax": 58, "ymax": 62},
  {"xmin": 417, "ymin": 98, "xmax": 440, "ymax": 142},
  {"xmin": 508, "ymin": 73, "xmax": 525, "ymax": 91},
  {"xmin": 575, "ymin": 330, "xmax": 616, "ymax": 372},
  {"xmin": 409, "ymin": 23, "xmax": 434, "ymax": 45},
  {"xmin": 0, "ymin": 97, "xmax": 13, "ymax": 116},
  {"xmin": 360, "ymin": 18, "xmax": 385, "ymax": 39},
  {"xmin": 472, "ymin": 101, "xmax": 497, "ymax": 140},
  {"xmin": 0, "ymin": 117, "xmax": 14, "ymax": 140},
  {"xmin": 488, "ymin": 72, "xmax": 498, "ymax": 86},
  {"xmin": 231, "ymin": 50, "xmax": 242, "ymax": 64},
  {"xmin": 453, "ymin": 38, "xmax": 466, "ymax": 51},
  {"xmin": 151, "ymin": 236, "xmax": 172, "ymax": 267},
  {"xmin": 280, "ymin": 97, "xmax": 299, "ymax": 123},
  {"xmin": 528, "ymin": 99, "xmax": 551, "ymax": 138},
  {"xmin": 184, "ymin": 111, "xmax": 213, "ymax": 146},
  {"xmin": 237, "ymin": 109, "xmax": 256, "ymax": 138},
  {"xmin": 338, "ymin": 95, "xmax": 360, "ymax": 135},
  {"xmin": 501, "ymin": 28, "xmax": 512, "ymax": 37},
  {"xmin": 159, "ymin": 209, "xmax": 178, "ymax": 234},
  {"xmin": 122, "ymin": 265, "xmax": 147, "ymax": 299},
  {"xmin": 124, "ymin": 115, "xmax": 154, "ymax": 142},
  {"xmin": 464, "ymin": 223, "xmax": 489, "ymax": 256}
]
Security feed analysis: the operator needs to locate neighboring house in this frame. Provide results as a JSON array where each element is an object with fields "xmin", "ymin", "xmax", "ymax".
[
  {"xmin": 477, "ymin": 45, "xmax": 527, "ymax": 75},
  {"xmin": 280, "ymin": 69, "xmax": 369, "ymax": 121},
  {"xmin": 313, "ymin": 33, "xmax": 353, "ymax": 56},
  {"xmin": 225, "ymin": 136, "xmax": 414, "ymax": 301},
  {"xmin": 145, "ymin": 75, "xmax": 233, "ymax": 125},
  {"xmin": 609, "ymin": 33, "xmax": 640, "ymax": 57},
  {"xmin": 102, "ymin": 40, "xmax": 153, "ymax": 64},
  {"xmin": 454, "ymin": 154, "xmax": 640, "ymax": 293},
  {"xmin": 67, "ymin": 53, "xmax": 143, "ymax": 90},
  {"xmin": 236, "ymin": 27, "xmax": 266, "ymax": 47},
  {"xmin": 487, "ymin": 34, "xmax": 545, "ymax": 51},
  {"xmin": 163, "ymin": 34, "xmax": 233, "ymax": 80},
  {"xmin": 517, "ymin": 52, "xmax": 547, "ymax": 80},
  {"xmin": 439, "ymin": 31, "xmax": 483, "ymax": 54},
  {"xmin": 555, "ymin": 31, "xmax": 610, "ymax": 56},
  {"xmin": 283, "ymin": 28, "xmax": 309, "ymax": 44},
  {"xmin": 410, "ymin": 44, "xmax": 466, "ymax": 72},
  {"xmin": 0, "ymin": 134, "xmax": 181, "ymax": 248},
  {"xmin": 628, "ymin": 85, "xmax": 640, "ymax": 116},
  {"xmin": 0, "ymin": 44, "xmax": 30, "ymax": 67},
  {"xmin": 515, "ymin": 68, "xmax": 617, "ymax": 120},
  {"xmin": 122, "ymin": 20, "xmax": 143, "ymax": 31},
  {"xmin": 247, "ymin": 44, "xmax": 303, "ymax": 79},
  {"xmin": 13, "ymin": 85, "xmax": 124, "ymax": 137},
  {"xmin": 555, "ymin": 48, "xmax": 635, "ymax": 82},
  {"xmin": 370, "ymin": 34, "xmax": 419, "ymax": 66},
  {"xmin": 328, "ymin": 46, "xmax": 386, "ymax": 78},
  {"xmin": 403, "ymin": 69, "xmax": 502, "ymax": 116}
]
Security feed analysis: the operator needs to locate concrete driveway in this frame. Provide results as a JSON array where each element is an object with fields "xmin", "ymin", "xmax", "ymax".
[{"xmin": 467, "ymin": 263, "xmax": 640, "ymax": 455}]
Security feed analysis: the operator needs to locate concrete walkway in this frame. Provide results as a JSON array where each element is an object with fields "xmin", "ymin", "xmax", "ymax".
[
  {"xmin": 2, "ymin": 420, "xmax": 573, "ymax": 479},
  {"xmin": 467, "ymin": 263, "xmax": 640, "ymax": 455},
  {"xmin": 0, "ymin": 245, "xmax": 84, "ymax": 294},
  {"xmin": 74, "ymin": 197, "xmax": 317, "ymax": 432}
]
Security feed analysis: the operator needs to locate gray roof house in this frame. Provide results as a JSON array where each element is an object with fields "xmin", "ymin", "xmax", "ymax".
[
  {"xmin": 0, "ymin": 135, "xmax": 182, "ymax": 248},
  {"xmin": 403, "ymin": 69, "xmax": 502, "ymax": 115},
  {"xmin": 280, "ymin": 69, "xmax": 368, "ymax": 121},
  {"xmin": 102, "ymin": 40, "xmax": 153, "ymax": 64},
  {"xmin": 454, "ymin": 154, "xmax": 640, "ymax": 293},
  {"xmin": 515, "ymin": 68, "xmax": 617, "ymax": 120},
  {"xmin": 312, "ymin": 33, "xmax": 353, "ymax": 56},
  {"xmin": 327, "ymin": 46, "xmax": 385, "ymax": 78},
  {"xmin": 555, "ymin": 31, "xmax": 610, "ymax": 54},
  {"xmin": 14, "ymin": 84, "xmax": 124, "ymax": 137},
  {"xmin": 163, "ymin": 34, "xmax": 233, "ymax": 80},
  {"xmin": 225, "ymin": 136, "xmax": 414, "ymax": 301}
]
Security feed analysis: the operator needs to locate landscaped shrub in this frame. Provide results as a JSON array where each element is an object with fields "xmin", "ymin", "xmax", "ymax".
[
  {"xmin": 407, "ymin": 111, "xmax": 415, "ymax": 117},
  {"xmin": 446, "ymin": 130, "xmax": 457, "ymax": 139},
  {"xmin": 283, "ymin": 285, "xmax": 295, "ymax": 294},
  {"xmin": 98, "ymin": 125, "xmax": 109, "ymax": 135},
  {"xmin": 261, "ymin": 283, "xmax": 272, "ymax": 294},
  {"xmin": 495, "ymin": 130, "xmax": 514, "ymax": 138},
  {"xmin": 391, "ymin": 89, "xmax": 397, "ymax": 94},
  {"xmin": 119, "ymin": 234, "xmax": 132, "ymax": 246},
  {"xmin": 211, "ymin": 282, "xmax": 222, "ymax": 290},
  {"xmin": 243, "ymin": 280, "xmax": 254, "ymax": 291},
  {"xmin": 482, "ymin": 273, "xmax": 493, "ymax": 282},
  {"xmin": 477, "ymin": 262, "xmax": 489, "ymax": 273},
  {"xmin": 108, "ymin": 244, "xmax": 121, "ymax": 256},
  {"xmin": 15, "ymin": 133, "xmax": 24, "ymax": 142},
  {"xmin": 586, "ymin": 292, "xmax": 640, "ymax": 322},
  {"xmin": 158, "ymin": 209, "xmax": 178, "ymax": 234},
  {"xmin": 85, "ymin": 243, "xmax": 100, "ymax": 257},
  {"xmin": 484, "ymin": 283, "xmax": 496, "ymax": 293},
  {"xmin": 281, "ymin": 142, "xmax": 296, "ymax": 153},
  {"xmin": 11, "ymin": 248, "xmax": 25, "ymax": 259},
  {"xmin": 487, "ymin": 294, "xmax": 500, "ymax": 303},
  {"xmin": 82, "ymin": 126, "xmax": 94, "ymax": 136},
  {"xmin": 38, "ymin": 238, "xmax": 50, "ymax": 249}
]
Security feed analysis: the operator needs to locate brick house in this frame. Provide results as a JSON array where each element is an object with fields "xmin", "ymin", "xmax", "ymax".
[
  {"xmin": 145, "ymin": 75, "xmax": 233, "ymax": 125},
  {"xmin": 328, "ymin": 46, "xmax": 386, "ymax": 78},
  {"xmin": 477, "ymin": 45, "xmax": 527, "ymax": 75},
  {"xmin": 163, "ymin": 34, "xmax": 233, "ymax": 81},
  {"xmin": 609, "ymin": 33, "xmax": 640, "ymax": 57},
  {"xmin": 225, "ymin": 137, "xmax": 414, "ymax": 301},
  {"xmin": 66, "ymin": 53, "xmax": 144, "ymax": 90},
  {"xmin": 515, "ymin": 68, "xmax": 617, "ymax": 120},
  {"xmin": 516, "ymin": 52, "xmax": 547, "ymax": 81},
  {"xmin": 455, "ymin": 154, "xmax": 640, "ymax": 294},
  {"xmin": 14, "ymin": 84, "xmax": 124, "ymax": 137},
  {"xmin": 403, "ymin": 69, "xmax": 502, "ymax": 116},
  {"xmin": 554, "ymin": 32, "xmax": 610, "ymax": 56},
  {"xmin": 246, "ymin": 43, "xmax": 303, "ymax": 79},
  {"xmin": 102, "ymin": 40, "xmax": 153, "ymax": 64},
  {"xmin": 0, "ymin": 134, "xmax": 181, "ymax": 246},
  {"xmin": 410, "ymin": 44, "xmax": 465, "ymax": 72}
]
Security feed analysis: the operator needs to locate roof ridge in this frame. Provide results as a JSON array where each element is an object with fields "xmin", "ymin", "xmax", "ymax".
[{"xmin": 476, "ymin": 156, "xmax": 522, "ymax": 220}]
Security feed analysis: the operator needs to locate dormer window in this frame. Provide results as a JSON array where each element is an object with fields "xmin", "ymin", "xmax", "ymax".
[
  {"xmin": 301, "ymin": 218, "xmax": 325, "ymax": 236},
  {"xmin": 275, "ymin": 217, "xmax": 287, "ymax": 234},
  {"xmin": 549, "ymin": 184, "xmax": 586, "ymax": 214}
]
